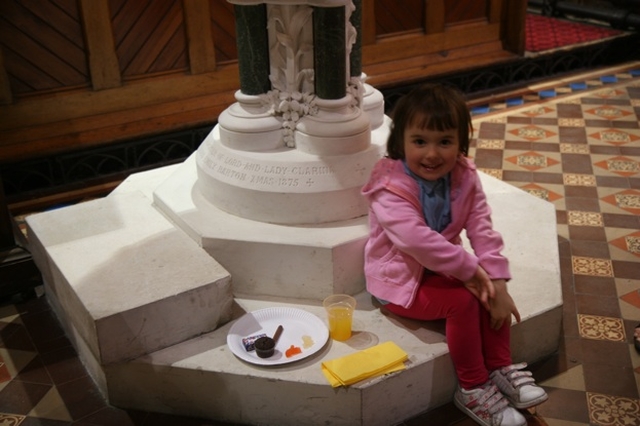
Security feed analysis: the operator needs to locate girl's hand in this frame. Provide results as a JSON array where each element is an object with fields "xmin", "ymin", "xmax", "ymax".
[
  {"xmin": 464, "ymin": 266, "xmax": 495, "ymax": 311},
  {"xmin": 489, "ymin": 279, "xmax": 521, "ymax": 330}
]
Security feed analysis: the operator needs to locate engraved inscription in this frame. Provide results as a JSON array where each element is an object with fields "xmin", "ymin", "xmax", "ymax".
[
  {"xmin": 291, "ymin": 166, "xmax": 331, "ymax": 175},
  {"xmin": 217, "ymin": 165, "xmax": 247, "ymax": 182},
  {"xmin": 201, "ymin": 145, "xmax": 335, "ymax": 191},
  {"xmin": 264, "ymin": 166, "xmax": 289, "ymax": 174},
  {"xmin": 244, "ymin": 162, "xmax": 262, "ymax": 172}
]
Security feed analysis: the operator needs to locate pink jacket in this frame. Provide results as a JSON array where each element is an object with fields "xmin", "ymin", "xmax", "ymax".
[{"xmin": 362, "ymin": 156, "xmax": 511, "ymax": 309}]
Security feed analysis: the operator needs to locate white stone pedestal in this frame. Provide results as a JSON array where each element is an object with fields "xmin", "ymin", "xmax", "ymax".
[{"xmin": 25, "ymin": 162, "xmax": 562, "ymax": 426}]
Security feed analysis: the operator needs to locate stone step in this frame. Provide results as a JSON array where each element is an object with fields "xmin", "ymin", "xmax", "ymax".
[
  {"xmin": 102, "ymin": 291, "xmax": 561, "ymax": 426},
  {"xmin": 25, "ymin": 185, "xmax": 234, "ymax": 367}
]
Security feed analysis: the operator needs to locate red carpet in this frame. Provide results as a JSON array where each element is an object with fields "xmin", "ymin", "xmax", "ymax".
[{"xmin": 526, "ymin": 13, "xmax": 623, "ymax": 52}]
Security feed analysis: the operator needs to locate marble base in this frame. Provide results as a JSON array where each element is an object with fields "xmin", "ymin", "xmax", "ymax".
[
  {"xmin": 154, "ymin": 154, "xmax": 372, "ymax": 300},
  {"xmin": 25, "ymin": 161, "xmax": 563, "ymax": 425},
  {"xmin": 194, "ymin": 120, "xmax": 388, "ymax": 225}
]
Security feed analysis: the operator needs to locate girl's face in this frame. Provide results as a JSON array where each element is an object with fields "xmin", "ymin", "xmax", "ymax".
[{"xmin": 403, "ymin": 121, "xmax": 460, "ymax": 181}]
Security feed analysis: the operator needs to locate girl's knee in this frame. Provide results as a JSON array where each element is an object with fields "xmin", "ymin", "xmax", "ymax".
[{"xmin": 451, "ymin": 287, "xmax": 480, "ymax": 313}]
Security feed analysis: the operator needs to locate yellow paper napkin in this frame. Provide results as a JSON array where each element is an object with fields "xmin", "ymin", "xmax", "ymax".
[{"xmin": 321, "ymin": 341, "xmax": 408, "ymax": 387}]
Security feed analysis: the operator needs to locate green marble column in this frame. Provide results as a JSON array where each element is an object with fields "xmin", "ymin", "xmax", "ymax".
[
  {"xmin": 234, "ymin": 4, "xmax": 270, "ymax": 95},
  {"xmin": 313, "ymin": 6, "xmax": 346, "ymax": 100},
  {"xmin": 350, "ymin": 0, "xmax": 362, "ymax": 77}
]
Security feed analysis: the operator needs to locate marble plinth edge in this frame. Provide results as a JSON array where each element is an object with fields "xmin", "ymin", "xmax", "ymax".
[
  {"xmin": 104, "ymin": 287, "xmax": 561, "ymax": 426},
  {"xmin": 25, "ymin": 190, "xmax": 234, "ymax": 365}
]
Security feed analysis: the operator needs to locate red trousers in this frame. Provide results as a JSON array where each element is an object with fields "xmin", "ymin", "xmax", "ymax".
[{"xmin": 384, "ymin": 274, "xmax": 512, "ymax": 389}]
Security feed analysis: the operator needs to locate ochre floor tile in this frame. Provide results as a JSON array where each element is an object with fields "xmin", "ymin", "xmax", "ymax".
[
  {"xmin": 0, "ymin": 380, "xmax": 51, "ymax": 415},
  {"xmin": 540, "ymin": 365, "xmax": 586, "ymax": 391},
  {"xmin": 0, "ymin": 348, "xmax": 37, "ymax": 383},
  {"xmin": 0, "ymin": 413, "xmax": 26, "ymax": 426},
  {"xmin": 27, "ymin": 387, "xmax": 72, "ymax": 422},
  {"xmin": 563, "ymin": 173, "xmax": 597, "ymax": 187},
  {"xmin": 608, "ymin": 229, "xmax": 640, "ymax": 262},
  {"xmin": 587, "ymin": 392, "xmax": 640, "ymax": 426},
  {"xmin": 517, "ymin": 183, "xmax": 563, "ymax": 202},
  {"xmin": 560, "ymin": 143, "xmax": 591, "ymax": 154},
  {"xmin": 572, "ymin": 256, "xmax": 614, "ymax": 277},
  {"xmin": 618, "ymin": 281, "xmax": 640, "ymax": 321},
  {"xmin": 535, "ymin": 388, "xmax": 591, "ymax": 424},
  {"xmin": 567, "ymin": 210, "xmax": 603, "ymax": 226},
  {"xmin": 577, "ymin": 314, "xmax": 626, "ymax": 342}
]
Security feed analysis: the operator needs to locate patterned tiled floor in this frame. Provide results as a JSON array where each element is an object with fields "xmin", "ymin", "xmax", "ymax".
[
  {"xmin": 1, "ymin": 63, "xmax": 640, "ymax": 425},
  {"xmin": 463, "ymin": 61, "xmax": 640, "ymax": 426}
]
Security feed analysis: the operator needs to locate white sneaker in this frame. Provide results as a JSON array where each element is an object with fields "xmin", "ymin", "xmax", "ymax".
[
  {"xmin": 454, "ymin": 382, "xmax": 526, "ymax": 426},
  {"xmin": 490, "ymin": 363, "xmax": 548, "ymax": 409}
]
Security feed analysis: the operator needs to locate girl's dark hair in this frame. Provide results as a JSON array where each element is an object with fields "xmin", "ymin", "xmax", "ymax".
[{"xmin": 386, "ymin": 83, "xmax": 472, "ymax": 159}]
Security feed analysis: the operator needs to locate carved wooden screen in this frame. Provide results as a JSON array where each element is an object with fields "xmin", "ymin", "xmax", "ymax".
[
  {"xmin": 374, "ymin": 0, "xmax": 423, "ymax": 36},
  {"xmin": 109, "ymin": 0, "xmax": 188, "ymax": 78},
  {"xmin": 0, "ymin": 0, "xmax": 90, "ymax": 95},
  {"xmin": 211, "ymin": 0, "xmax": 237, "ymax": 63},
  {"xmin": 444, "ymin": 0, "xmax": 489, "ymax": 24}
]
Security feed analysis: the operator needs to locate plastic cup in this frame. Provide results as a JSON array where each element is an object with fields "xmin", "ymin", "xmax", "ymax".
[{"xmin": 323, "ymin": 294, "xmax": 356, "ymax": 341}]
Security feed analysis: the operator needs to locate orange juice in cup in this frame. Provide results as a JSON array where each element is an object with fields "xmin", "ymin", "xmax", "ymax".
[{"xmin": 323, "ymin": 294, "xmax": 356, "ymax": 341}]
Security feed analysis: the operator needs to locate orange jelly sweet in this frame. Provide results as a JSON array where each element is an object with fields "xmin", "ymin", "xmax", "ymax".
[{"xmin": 285, "ymin": 344, "xmax": 302, "ymax": 358}]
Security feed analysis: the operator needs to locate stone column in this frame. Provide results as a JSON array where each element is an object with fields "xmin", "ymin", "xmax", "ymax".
[
  {"xmin": 294, "ymin": 2, "xmax": 370, "ymax": 156},
  {"xmin": 349, "ymin": 0, "xmax": 362, "ymax": 78},
  {"xmin": 197, "ymin": 0, "xmax": 384, "ymax": 225},
  {"xmin": 234, "ymin": 4, "xmax": 271, "ymax": 95},
  {"xmin": 216, "ymin": 2, "xmax": 282, "ymax": 152},
  {"xmin": 312, "ymin": 6, "xmax": 346, "ymax": 99}
]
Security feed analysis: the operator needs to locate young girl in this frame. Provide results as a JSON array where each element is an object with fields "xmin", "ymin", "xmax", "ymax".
[{"xmin": 362, "ymin": 84, "xmax": 547, "ymax": 426}]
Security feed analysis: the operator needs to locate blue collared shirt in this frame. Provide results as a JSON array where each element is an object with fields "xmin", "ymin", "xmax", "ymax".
[{"xmin": 403, "ymin": 162, "xmax": 452, "ymax": 233}]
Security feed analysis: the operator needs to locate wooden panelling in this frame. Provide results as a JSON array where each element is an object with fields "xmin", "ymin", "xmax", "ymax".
[
  {"xmin": 0, "ymin": 0, "xmax": 526, "ymax": 164},
  {"xmin": 489, "ymin": 0, "xmax": 503, "ymax": 23},
  {"xmin": 79, "ymin": 0, "xmax": 121, "ymax": 90},
  {"xmin": 363, "ymin": 22, "xmax": 501, "ymax": 65},
  {"xmin": 361, "ymin": 0, "xmax": 377, "ymax": 44},
  {"xmin": 425, "ymin": 0, "xmax": 445, "ymax": 34},
  {"xmin": 211, "ymin": 0, "xmax": 238, "ymax": 63},
  {"xmin": 501, "ymin": 0, "xmax": 526, "ymax": 54},
  {"xmin": 0, "ymin": 0, "xmax": 89, "ymax": 94},
  {"xmin": 110, "ymin": 0, "xmax": 188, "ymax": 78},
  {"xmin": 444, "ymin": 0, "xmax": 488, "ymax": 24},
  {"xmin": 364, "ymin": 40, "xmax": 512, "ymax": 88},
  {"xmin": 374, "ymin": 0, "xmax": 422, "ymax": 36},
  {"xmin": 0, "ymin": 66, "xmax": 239, "ymax": 161},
  {"xmin": 183, "ymin": 0, "xmax": 216, "ymax": 74},
  {"xmin": 0, "ymin": 49, "xmax": 11, "ymax": 104}
]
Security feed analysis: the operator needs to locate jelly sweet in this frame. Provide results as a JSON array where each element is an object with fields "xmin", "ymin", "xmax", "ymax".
[{"xmin": 285, "ymin": 344, "xmax": 302, "ymax": 358}]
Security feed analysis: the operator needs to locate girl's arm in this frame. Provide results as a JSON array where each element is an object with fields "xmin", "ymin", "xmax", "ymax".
[
  {"xmin": 463, "ymin": 265, "xmax": 495, "ymax": 311},
  {"xmin": 488, "ymin": 279, "xmax": 521, "ymax": 329},
  {"xmin": 463, "ymin": 172, "xmax": 511, "ymax": 280},
  {"xmin": 461, "ymin": 170, "xmax": 519, "ymax": 326}
]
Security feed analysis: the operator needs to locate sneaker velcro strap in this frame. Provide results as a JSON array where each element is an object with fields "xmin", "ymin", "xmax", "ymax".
[
  {"xmin": 501, "ymin": 362, "xmax": 528, "ymax": 373},
  {"xmin": 509, "ymin": 374, "xmax": 536, "ymax": 388},
  {"xmin": 504, "ymin": 367, "xmax": 536, "ymax": 388},
  {"xmin": 473, "ymin": 385, "xmax": 508, "ymax": 415},
  {"xmin": 489, "ymin": 363, "xmax": 548, "ymax": 409}
]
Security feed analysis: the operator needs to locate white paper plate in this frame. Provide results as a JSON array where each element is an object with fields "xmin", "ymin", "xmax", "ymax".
[{"xmin": 227, "ymin": 307, "xmax": 329, "ymax": 366}]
